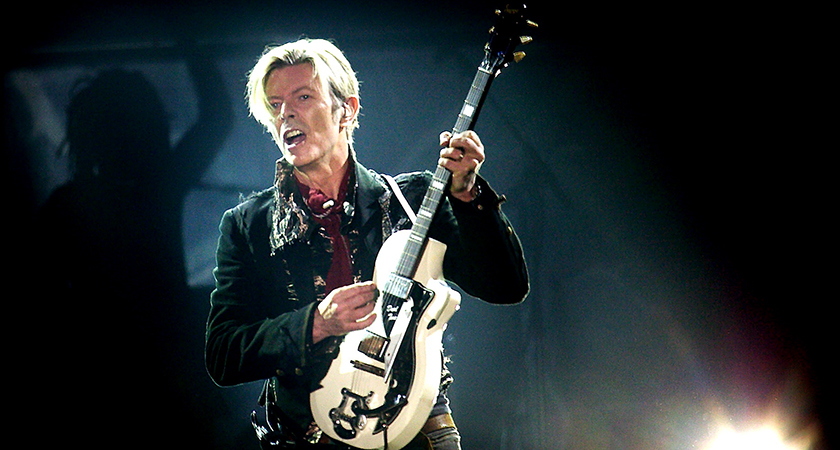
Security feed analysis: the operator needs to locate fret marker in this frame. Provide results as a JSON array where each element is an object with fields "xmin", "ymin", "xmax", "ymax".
[
  {"xmin": 431, "ymin": 180, "xmax": 445, "ymax": 191},
  {"xmin": 461, "ymin": 104, "xmax": 475, "ymax": 117}
]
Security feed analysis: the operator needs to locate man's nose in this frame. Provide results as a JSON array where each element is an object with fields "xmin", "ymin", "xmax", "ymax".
[{"xmin": 280, "ymin": 103, "xmax": 296, "ymax": 122}]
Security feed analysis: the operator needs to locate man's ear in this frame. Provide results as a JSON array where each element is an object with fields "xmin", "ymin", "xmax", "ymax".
[{"xmin": 339, "ymin": 96, "xmax": 360, "ymax": 127}]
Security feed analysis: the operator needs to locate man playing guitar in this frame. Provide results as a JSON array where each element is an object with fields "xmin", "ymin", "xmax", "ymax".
[{"xmin": 205, "ymin": 36, "xmax": 529, "ymax": 449}]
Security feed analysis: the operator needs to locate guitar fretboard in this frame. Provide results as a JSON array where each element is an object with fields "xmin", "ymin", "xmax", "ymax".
[{"xmin": 392, "ymin": 66, "xmax": 495, "ymax": 280}]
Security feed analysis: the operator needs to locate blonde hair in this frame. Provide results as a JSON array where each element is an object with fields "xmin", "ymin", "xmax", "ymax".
[{"xmin": 247, "ymin": 38, "xmax": 361, "ymax": 146}]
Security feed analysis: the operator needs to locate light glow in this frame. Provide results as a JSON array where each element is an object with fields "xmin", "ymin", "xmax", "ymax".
[{"xmin": 704, "ymin": 426, "xmax": 804, "ymax": 450}]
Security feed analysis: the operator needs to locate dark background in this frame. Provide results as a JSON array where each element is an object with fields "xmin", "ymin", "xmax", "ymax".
[{"xmin": 5, "ymin": 1, "xmax": 831, "ymax": 449}]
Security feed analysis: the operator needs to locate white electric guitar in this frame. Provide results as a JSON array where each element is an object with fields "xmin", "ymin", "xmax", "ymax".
[{"xmin": 310, "ymin": 5, "xmax": 536, "ymax": 449}]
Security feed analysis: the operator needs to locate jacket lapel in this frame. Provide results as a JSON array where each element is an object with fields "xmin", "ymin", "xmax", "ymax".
[{"xmin": 269, "ymin": 159, "xmax": 315, "ymax": 256}]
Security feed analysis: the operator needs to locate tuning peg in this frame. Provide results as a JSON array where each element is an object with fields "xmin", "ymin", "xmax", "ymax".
[
  {"xmin": 513, "ymin": 51, "xmax": 526, "ymax": 63},
  {"xmin": 519, "ymin": 36, "xmax": 533, "ymax": 45}
]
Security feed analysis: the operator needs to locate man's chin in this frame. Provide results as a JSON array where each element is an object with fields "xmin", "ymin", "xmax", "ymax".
[
  {"xmin": 281, "ymin": 145, "xmax": 307, "ymax": 164},
  {"xmin": 284, "ymin": 150, "xmax": 317, "ymax": 172}
]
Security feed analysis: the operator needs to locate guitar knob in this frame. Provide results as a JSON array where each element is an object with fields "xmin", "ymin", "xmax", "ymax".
[
  {"xmin": 526, "ymin": 19, "xmax": 539, "ymax": 28},
  {"xmin": 513, "ymin": 51, "xmax": 526, "ymax": 63},
  {"xmin": 519, "ymin": 36, "xmax": 533, "ymax": 45}
]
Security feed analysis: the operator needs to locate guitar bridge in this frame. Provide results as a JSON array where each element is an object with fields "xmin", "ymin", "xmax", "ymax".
[{"xmin": 351, "ymin": 360, "xmax": 385, "ymax": 378}]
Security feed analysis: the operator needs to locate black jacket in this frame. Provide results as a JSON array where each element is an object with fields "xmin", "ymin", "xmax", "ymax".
[{"xmin": 205, "ymin": 157, "xmax": 528, "ymax": 429}]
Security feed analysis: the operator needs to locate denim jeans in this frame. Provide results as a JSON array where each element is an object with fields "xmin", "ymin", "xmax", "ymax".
[{"xmin": 426, "ymin": 426, "xmax": 461, "ymax": 450}]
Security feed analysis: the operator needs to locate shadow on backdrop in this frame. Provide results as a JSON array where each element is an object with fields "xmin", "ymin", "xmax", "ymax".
[{"xmin": 24, "ymin": 49, "xmax": 232, "ymax": 447}]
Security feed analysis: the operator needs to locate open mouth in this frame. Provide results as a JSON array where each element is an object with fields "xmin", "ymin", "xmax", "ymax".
[{"xmin": 283, "ymin": 129, "xmax": 306, "ymax": 148}]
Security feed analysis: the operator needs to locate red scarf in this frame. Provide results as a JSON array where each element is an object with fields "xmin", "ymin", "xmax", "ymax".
[{"xmin": 295, "ymin": 167, "xmax": 353, "ymax": 294}]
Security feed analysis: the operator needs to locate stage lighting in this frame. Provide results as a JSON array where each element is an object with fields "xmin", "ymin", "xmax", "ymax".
[{"xmin": 704, "ymin": 426, "xmax": 802, "ymax": 450}]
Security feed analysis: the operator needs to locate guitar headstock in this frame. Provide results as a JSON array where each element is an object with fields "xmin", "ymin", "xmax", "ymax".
[{"xmin": 483, "ymin": 3, "xmax": 538, "ymax": 75}]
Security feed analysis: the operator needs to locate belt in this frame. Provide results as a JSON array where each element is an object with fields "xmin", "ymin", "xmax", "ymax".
[{"xmin": 422, "ymin": 413, "xmax": 457, "ymax": 435}]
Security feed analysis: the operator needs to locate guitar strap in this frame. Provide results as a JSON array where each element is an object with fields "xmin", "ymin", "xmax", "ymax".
[{"xmin": 382, "ymin": 174, "xmax": 417, "ymax": 224}]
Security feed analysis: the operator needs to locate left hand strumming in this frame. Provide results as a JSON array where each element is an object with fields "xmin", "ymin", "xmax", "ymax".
[{"xmin": 439, "ymin": 130, "xmax": 485, "ymax": 202}]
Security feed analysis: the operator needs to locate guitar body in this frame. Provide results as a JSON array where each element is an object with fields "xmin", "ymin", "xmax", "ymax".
[{"xmin": 310, "ymin": 230, "xmax": 461, "ymax": 450}]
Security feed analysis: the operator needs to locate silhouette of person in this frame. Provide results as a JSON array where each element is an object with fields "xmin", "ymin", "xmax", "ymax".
[{"xmin": 33, "ymin": 50, "xmax": 232, "ymax": 447}]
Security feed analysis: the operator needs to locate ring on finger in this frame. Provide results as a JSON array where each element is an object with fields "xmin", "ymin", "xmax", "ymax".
[{"xmin": 321, "ymin": 302, "xmax": 338, "ymax": 320}]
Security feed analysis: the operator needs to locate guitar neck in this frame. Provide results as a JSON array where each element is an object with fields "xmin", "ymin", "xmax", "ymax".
[{"xmin": 392, "ymin": 65, "xmax": 496, "ymax": 279}]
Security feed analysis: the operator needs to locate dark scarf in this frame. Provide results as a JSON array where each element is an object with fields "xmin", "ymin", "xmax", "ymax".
[{"xmin": 295, "ymin": 166, "xmax": 354, "ymax": 294}]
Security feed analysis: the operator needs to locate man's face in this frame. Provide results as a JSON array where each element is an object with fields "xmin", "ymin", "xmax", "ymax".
[{"xmin": 265, "ymin": 63, "xmax": 345, "ymax": 171}]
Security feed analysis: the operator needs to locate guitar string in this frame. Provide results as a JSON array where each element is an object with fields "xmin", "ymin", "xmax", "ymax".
[{"xmin": 381, "ymin": 68, "xmax": 491, "ymax": 333}]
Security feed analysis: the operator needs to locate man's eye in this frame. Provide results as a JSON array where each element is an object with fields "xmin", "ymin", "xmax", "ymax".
[{"xmin": 299, "ymin": 94, "xmax": 310, "ymax": 101}]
